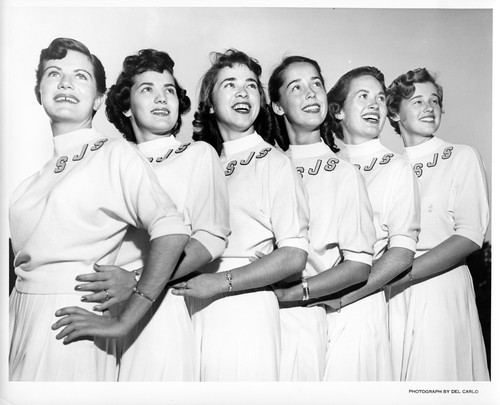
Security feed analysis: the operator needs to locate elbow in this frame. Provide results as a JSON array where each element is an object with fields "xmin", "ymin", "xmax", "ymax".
[{"xmin": 282, "ymin": 247, "xmax": 308, "ymax": 276}]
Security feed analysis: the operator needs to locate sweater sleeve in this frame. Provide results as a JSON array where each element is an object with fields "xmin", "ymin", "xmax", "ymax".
[
  {"xmin": 184, "ymin": 143, "xmax": 230, "ymax": 260},
  {"xmin": 449, "ymin": 146, "xmax": 489, "ymax": 247}
]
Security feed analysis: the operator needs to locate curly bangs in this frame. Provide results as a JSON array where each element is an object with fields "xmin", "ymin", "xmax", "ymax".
[
  {"xmin": 386, "ymin": 68, "xmax": 443, "ymax": 135},
  {"xmin": 34, "ymin": 37, "xmax": 106, "ymax": 105},
  {"xmin": 105, "ymin": 49, "xmax": 191, "ymax": 142}
]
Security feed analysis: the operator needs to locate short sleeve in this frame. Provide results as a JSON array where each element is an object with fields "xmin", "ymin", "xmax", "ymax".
[
  {"xmin": 268, "ymin": 153, "xmax": 310, "ymax": 252},
  {"xmin": 450, "ymin": 146, "xmax": 489, "ymax": 247}
]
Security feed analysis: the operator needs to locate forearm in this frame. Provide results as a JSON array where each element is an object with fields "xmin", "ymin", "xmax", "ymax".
[
  {"xmin": 282, "ymin": 260, "xmax": 370, "ymax": 301},
  {"xmin": 230, "ymin": 247, "xmax": 307, "ymax": 292},
  {"xmin": 411, "ymin": 235, "xmax": 480, "ymax": 281},
  {"xmin": 117, "ymin": 234, "xmax": 189, "ymax": 330},
  {"xmin": 169, "ymin": 238, "xmax": 213, "ymax": 282},
  {"xmin": 342, "ymin": 247, "xmax": 415, "ymax": 305}
]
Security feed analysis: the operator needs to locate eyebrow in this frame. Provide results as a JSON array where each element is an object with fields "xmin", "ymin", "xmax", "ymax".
[
  {"xmin": 409, "ymin": 93, "xmax": 439, "ymax": 101},
  {"xmin": 137, "ymin": 82, "xmax": 175, "ymax": 87},
  {"xmin": 219, "ymin": 77, "xmax": 257, "ymax": 86},
  {"xmin": 42, "ymin": 65, "xmax": 93, "ymax": 78},
  {"xmin": 286, "ymin": 76, "xmax": 322, "ymax": 89}
]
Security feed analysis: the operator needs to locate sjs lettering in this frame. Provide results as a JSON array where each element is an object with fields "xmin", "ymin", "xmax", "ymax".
[{"xmin": 54, "ymin": 138, "xmax": 108, "ymax": 173}]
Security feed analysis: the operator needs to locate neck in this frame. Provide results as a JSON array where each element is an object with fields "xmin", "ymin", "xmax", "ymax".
[
  {"xmin": 219, "ymin": 126, "xmax": 255, "ymax": 143},
  {"xmin": 286, "ymin": 122, "xmax": 321, "ymax": 146},
  {"xmin": 401, "ymin": 132, "xmax": 434, "ymax": 147},
  {"xmin": 51, "ymin": 118, "xmax": 93, "ymax": 137},
  {"xmin": 342, "ymin": 132, "xmax": 377, "ymax": 145}
]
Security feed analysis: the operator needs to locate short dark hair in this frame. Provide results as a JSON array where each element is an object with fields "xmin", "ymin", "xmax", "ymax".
[
  {"xmin": 105, "ymin": 49, "xmax": 191, "ymax": 142},
  {"xmin": 192, "ymin": 49, "xmax": 273, "ymax": 155},
  {"xmin": 386, "ymin": 68, "xmax": 444, "ymax": 135},
  {"xmin": 268, "ymin": 55, "xmax": 337, "ymax": 152},
  {"xmin": 327, "ymin": 66, "xmax": 386, "ymax": 140},
  {"xmin": 34, "ymin": 37, "xmax": 106, "ymax": 105}
]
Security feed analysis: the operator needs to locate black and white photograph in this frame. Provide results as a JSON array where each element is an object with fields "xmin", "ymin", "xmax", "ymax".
[{"xmin": 1, "ymin": 0, "xmax": 497, "ymax": 404}]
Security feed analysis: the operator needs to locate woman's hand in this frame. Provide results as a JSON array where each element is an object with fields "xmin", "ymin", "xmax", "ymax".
[
  {"xmin": 171, "ymin": 273, "xmax": 225, "ymax": 299},
  {"xmin": 75, "ymin": 263, "xmax": 137, "ymax": 311},
  {"xmin": 248, "ymin": 251, "xmax": 266, "ymax": 263},
  {"xmin": 51, "ymin": 306, "xmax": 128, "ymax": 344}
]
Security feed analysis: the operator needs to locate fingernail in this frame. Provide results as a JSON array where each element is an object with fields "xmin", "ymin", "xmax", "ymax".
[
  {"xmin": 75, "ymin": 285, "xmax": 81, "ymax": 290},
  {"xmin": 81, "ymin": 296, "xmax": 87, "ymax": 302}
]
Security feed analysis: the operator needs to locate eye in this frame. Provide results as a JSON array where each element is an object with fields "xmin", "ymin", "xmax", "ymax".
[
  {"xmin": 141, "ymin": 86, "xmax": 153, "ymax": 92},
  {"xmin": 247, "ymin": 82, "xmax": 258, "ymax": 90},
  {"xmin": 359, "ymin": 93, "xmax": 368, "ymax": 99},
  {"xmin": 291, "ymin": 84, "xmax": 301, "ymax": 92},
  {"xmin": 430, "ymin": 98, "xmax": 439, "ymax": 105},
  {"xmin": 75, "ymin": 73, "xmax": 88, "ymax": 80},
  {"xmin": 312, "ymin": 80, "xmax": 323, "ymax": 88},
  {"xmin": 377, "ymin": 95, "xmax": 386, "ymax": 102},
  {"xmin": 224, "ymin": 82, "xmax": 235, "ymax": 88},
  {"xmin": 166, "ymin": 87, "xmax": 176, "ymax": 95},
  {"xmin": 47, "ymin": 70, "xmax": 59, "ymax": 78}
]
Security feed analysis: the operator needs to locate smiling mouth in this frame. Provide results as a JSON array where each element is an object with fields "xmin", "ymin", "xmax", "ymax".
[
  {"xmin": 151, "ymin": 108, "xmax": 170, "ymax": 116},
  {"xmin": 361, "ymin": 113, "xmax": 380, "ymax": 123},
  {"xmin": 420, "ymin": 115, "xmax": 435, "ymax": 123},
  {"xmin": 54, "ymin": 95, "xmax": 78, "ymax": 104},
  {"xmin": 302, "ymin": 104, "xmax": 321, "ymax": 113},
  {"xmin": 232, "ymin": 103, "xmax": 251, "ymax": 113}
]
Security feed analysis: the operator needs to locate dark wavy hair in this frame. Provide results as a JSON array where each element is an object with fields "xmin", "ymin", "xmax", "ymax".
[
  {"xmin": 192, "ymin": 49, "xmax": 273, "ymax": 155},
  {"xmin": 386, "ymin": 68, "xmax": 444, "ymax": 135},
  {"xmin": 268, "ymin": 55, "xmax": 337, "ymax": 152},
  {"xmin": 34, "ymin": 37, "xmax": 106, "ymax": 116},
  {"xmin": 327, "ymin": 66, "xmax": 386, "ymax": 140},
  {"xmin": 105, "ymin": 49, "xmax": 191, "ymax": 142}
]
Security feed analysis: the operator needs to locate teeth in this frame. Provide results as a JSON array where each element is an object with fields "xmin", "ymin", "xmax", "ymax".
[
  {"xmin": 233, "ymin": 103, "xmax": 250, "ymax": 112},
  {"xmin": 55, "ymin": 96, "xmax": 77, "ymax": 103},
  {"xmin": 303, "ymin": 105, "xmax": 320, "ymax": 113},
  {"xmin": 152, "ymin": 109, "xmax": 169, "ymax": 116},
  {"xmin": 362, "ymin": 114, "xmax": 379, "ymax": 122},
  {"xmin": 420, "ymin": 117, "xmax": 435, "ymax": 122}
]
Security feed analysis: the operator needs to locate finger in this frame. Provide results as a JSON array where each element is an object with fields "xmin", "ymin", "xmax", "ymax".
[
  {"xmin": 93, "ymin": 263, "xmax": 122, "ymax": 272},
  {"xmin": 93, "ymin": 298, "xmax": 116, "ymax": 312},
  {"xmin": 254, "ymin": 251, "xmax": 265, "ymax": 258},
  {"xmin": 249, "ymin": 257, "xmax": 257, "ymax": 263},
  {"xmin": 75, "ymin": 273, "xmax": 107, "ymax": 282},
  {"xmin": 171, "ymin": 281, "xmax": 189, "ymax": 289},
  {"xmin": 55, "ymin": 306, "xmax": 89, "ymax": 317},
  {"xmin": 55, "ymin": 322, "xmax": 79, "ymax": 340},
  {"xmin": 80, "ymin": 291, "xmax": 108, "ymax": 303},
  {"xmin": 171, "ymin": 288, "xmax": 189, "ymax": 297},
  {"xmin": 75, "ymin": 281, "xmax": 108, "ymax": 292}
]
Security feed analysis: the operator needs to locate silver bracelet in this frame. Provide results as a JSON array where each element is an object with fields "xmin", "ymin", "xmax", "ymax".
[
  {"xmin": 225, "ymin": 270, "xmax": 233, "ymax": 293},
  {"xmin": 133, "ymin": 286, "xmax": 155, "ymax": 303},
  {"xmin": 133, "ymin": 269, "xmax": 141, "ymax": 283},
  {"xmin": 408, "ymin": 270, "xmax": 413, "ymax": 283},
  {"xmin": 301, "ymin": 277, "xmax": 310, "ymax": 301}
]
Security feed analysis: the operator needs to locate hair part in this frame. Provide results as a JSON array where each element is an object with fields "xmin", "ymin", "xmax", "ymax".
[
  {"xmin": 105, "ymin": 49, "xmax": 191, "ymax": 142},
  {"xmin": 386, "ymin": 67, "xmax": 444, "ymax": 135},
  {"xmin": 192, "ymin": 48, "xmax": 273, "ymax": 155},
  {"xmin": 268, "ymin": 55, "xmax": 338, "ymax": 152},
  {"xmin": 327, "ymin": 66, "xmax": 386, "ymax": 140}
]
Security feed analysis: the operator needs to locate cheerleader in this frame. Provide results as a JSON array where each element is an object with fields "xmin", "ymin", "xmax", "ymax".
[
  {"xmin": 324, "ymin": 66, "xmax": 421, "ymax": 380},
  {"xmin": 70, "ymin": 49, "xmax": 230, "ymax": 381},
  {"xmin": 266, "ymin": 55, "xmax": 376, "ymax": 381},
  {"xmin": 10, "ymin": 38, "xmax": 189, "ymax": 381},
  {"xmin": 385, "ymin": 68, "xmax": 489, "ymax": 380},
  {"xmin": 171, "ymin": 49, "xmax": 310, "ymax": 381}
]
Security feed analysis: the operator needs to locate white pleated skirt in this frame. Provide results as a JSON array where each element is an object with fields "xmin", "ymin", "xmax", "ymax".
[
  {"xmin": 9, "ymin": 288, "xmax": 117, "ymax": 381},
  {"xmin": 189, "ymin": 288, "xmax": 281, "ymax": 381},
  {"xmin": 323, "ymin": 290, "xmax": 393, "ymax": 381},
  {"xmin": 117, "ymin": 288, "xmax": 197, "ymax": 381},
  {"xmin": 279, "ymin": 305, "xmax": 327, "ymax": 381},
  {"xmin": 389, "ymin": 264, "xmax": 489, "ymax": 381}
]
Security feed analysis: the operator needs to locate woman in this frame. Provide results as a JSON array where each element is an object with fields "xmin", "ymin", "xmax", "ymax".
[
  {"xmin": 266, "ymin": 55, "xmax": 376, "ymax": 381},
  {"xmin": 323, "ymin": 66, "xmax": 421, "ymax": 380},
  {"xmin": 171, "ymin": 49, "xmax": 310, "ymax": 381},
  {"xmin": 9, "ymin": 38, "xmax": 190, "ymax": 381},
  {"xmin": 70, "ymin": 49, "xmax": 230, "ymax": 381},
  {"xmin": 386, "ymin": 68, "xmax": 489, "ymax": 380}
]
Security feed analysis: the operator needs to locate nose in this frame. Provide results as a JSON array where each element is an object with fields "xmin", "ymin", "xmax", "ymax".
[
  {"xmin": 235, "ymin": 86, "xmax": 248, "ymax": 98},
  {"xmin": 423, "ymin": 101, "xmax": 434, "ymax": 112},
  {"xmin": 155, "ymin": 90, "xmax": 167, "ymax": 104},
  {"xmin": 368, "ymin": 99, "xmax": 380, "ymax": 110},
  {"xmin": 306, "ymin": 86, "xmax": 317, "ymax": 99},
  {"xmin": 57, "ymin": 75, "xmax": 73, "ymax": 90}
]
